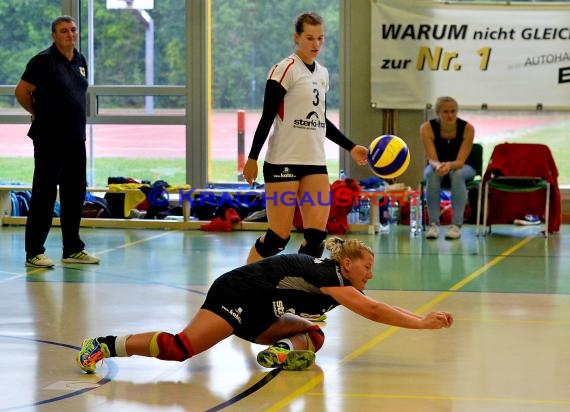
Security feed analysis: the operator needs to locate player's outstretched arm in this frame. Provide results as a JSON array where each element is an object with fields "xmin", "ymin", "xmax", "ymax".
[{"xmin": 323, "ymin": 286, "xmax": 453, "ymax": 329}]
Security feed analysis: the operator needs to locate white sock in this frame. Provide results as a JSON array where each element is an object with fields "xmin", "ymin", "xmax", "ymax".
[
  {"xmin": 275, "ymin": 338, "xmax": 293, "ymax": 350},
  {"xmin": 115, "ymin": 335, "xmax": 130, "ymax": 357}
]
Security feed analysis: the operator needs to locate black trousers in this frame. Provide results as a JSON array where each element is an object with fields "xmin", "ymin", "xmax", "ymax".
[{"xmin": 25, "ymin": 139, "xmax": 87, "ymax": 258}]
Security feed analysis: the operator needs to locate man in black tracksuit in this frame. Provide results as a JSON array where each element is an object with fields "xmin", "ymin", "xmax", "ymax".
[{"xmin": 15, "ymin": 15, "xmax": 99, "ymax": 268}]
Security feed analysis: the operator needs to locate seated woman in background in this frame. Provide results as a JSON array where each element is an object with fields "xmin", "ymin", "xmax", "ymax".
[{"xmin": 421, "ymin": 96, "xmax": 476, "ymax": 240}]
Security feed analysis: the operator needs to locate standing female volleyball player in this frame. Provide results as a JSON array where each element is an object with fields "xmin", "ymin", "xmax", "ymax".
[
  {"xmin": 241, "ymin": 12, "xmax": 368, "ymax": 264},
  {"xmin": 77, "ymin": 237, "xmax": 453, "ymax": 373}
]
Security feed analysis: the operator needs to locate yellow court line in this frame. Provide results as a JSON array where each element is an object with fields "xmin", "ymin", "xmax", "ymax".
[
  {"xmin": 94, "ymin": 230, "xmax": 177, "ymax": 256},
  {"xmin": 414, "ymin": 236, "xmax": 533, "ymax": 314},
  {"xmin": 456, "ymin": 317, "xmax": 570, "ymax": 325},
  {"xmin": 2, "ymin": 231, "xmax": 177, "ymax": 282},
  {"xmin": 307, "ymin": 392, "xmax": 570, "ymax": 406},
  {"xmin": 1, "ymin": 266, "xmax": 61, "ymax": 281},
  {"xmin": 267, "ymin": 236, "xmax": 534, "ymax": 412},
  {"xmin": 0, "ymin": 271, "xmax": 33, "ymax": 282}
]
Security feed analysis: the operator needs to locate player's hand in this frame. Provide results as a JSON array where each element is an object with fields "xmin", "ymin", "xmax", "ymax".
[
  {"xmin": 421, "ymin": 311, "xmax": 454, "ymax": 329},
  {"xmin": 242, "ymin": 158, "xmax": 258, "ymax": 185},
  {"xmin": 351, "ymin": 145, "xmax": 369, "ymax": 166}
]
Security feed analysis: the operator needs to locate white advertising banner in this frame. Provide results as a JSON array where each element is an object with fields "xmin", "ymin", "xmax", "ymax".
[
  {"xmin": 107, "ymin": 0, "xmax": 154, "ymax": 9},
  {"xmin": 371, "ymin": 0, "xmax": 570, "ymax": 110}
]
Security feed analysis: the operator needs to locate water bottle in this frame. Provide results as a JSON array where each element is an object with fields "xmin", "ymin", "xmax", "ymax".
[
  {"xmin": 377, "ymin": 186, "xmax": 390, "ymax": 233},
  {"xmin": 348, "ymin": 199, "xmax": 359, "ymax": 224},
  {"xmin": 417, "ymin": 193, "xmax": 423, "ymax": 233},
  {"xmin": 359, "ymin": 197, "xmax": 370, "ymax": 223},
  {"xmin": 339, "ymin": 169, "xmax": 347, "ymax": 180},
  {"xmin": 380, "ymin": 202, "xmax": 390, "ymax": 233},
  {"xmin": 388, "ymin": 198, "xmax": 399, "ymax": 226},
  {"xmin": 409, "ymin": 193, "xmax": 422, "ymax": 236}
]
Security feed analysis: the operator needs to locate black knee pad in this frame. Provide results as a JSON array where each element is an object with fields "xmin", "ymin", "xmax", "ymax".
[
  {"xmin": 298, "ymin": 228, "xmax": 327, "ymax": 258},
  {"xmin": 255, "ymin": 228, "xmax": 290, "ymax": 258}
]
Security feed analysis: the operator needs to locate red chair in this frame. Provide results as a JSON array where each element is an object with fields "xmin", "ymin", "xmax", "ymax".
[{"xmin": 478, "ymin": 143, "xmax": 561, "ymax": 237}]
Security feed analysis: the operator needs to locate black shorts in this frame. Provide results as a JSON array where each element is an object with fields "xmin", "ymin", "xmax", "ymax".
[
  {"xmin": 263, "ymin": 162, "xmax": 328, "ymax": 183},
  {"xmin": 200, "ymin": 276, "xmax": 278, "ymax": 342}
]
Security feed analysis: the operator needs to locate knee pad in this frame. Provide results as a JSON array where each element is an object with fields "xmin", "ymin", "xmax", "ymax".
[
  {"xmin": 298, "ymin": 228, "xmax": 327, "ymax": 258},
  {"xmin": 149, "ymin": 332, "xmax": 194, "ymax": 361},
  {"xmin": 304, "ymin": 324, "xmax": 325, "ymax": 352},
  {"xmin": 255, "ymin": 228, "xmax": 290, "ymax": 258}
]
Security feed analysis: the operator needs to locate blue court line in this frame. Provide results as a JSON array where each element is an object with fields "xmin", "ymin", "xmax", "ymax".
[
  {"xmin": 25, "ymin": 265, "xmax": 208, "ymax": 296},
  {"xmin": 204, "ymin": 369, "xmax": 283, "ymax": 412},
  {"xmin": 0, "ymin": 335, "xmax": 117, "ymax": 412}
]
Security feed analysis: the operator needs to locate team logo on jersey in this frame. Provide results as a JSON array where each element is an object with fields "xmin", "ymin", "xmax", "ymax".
[
  {"xmin": 79, "ymin": 67, "xmax": 86, "ymax": 77},
  {"xmin": 221, "ymin": 305, "xmax": 243, "ymax": 324},
  {"xmin": 293, "ymin": 111, "xmax": 326, "ymax": 130},
  {"xmin": 273, "ymin": 167, "xmax": 296, "ymax": 179},
  {"xmin": 273, "ymin": 300, "xmax": 285, "ymax": 316},
  {"xmin": 285, "ymin": 308, "xmax": 331, "ymax": 321}
]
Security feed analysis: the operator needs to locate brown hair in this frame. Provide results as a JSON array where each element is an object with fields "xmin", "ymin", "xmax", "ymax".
[
  {"xmin": 294, "ymin": 12, "xmax": 323, "ymax": 34},
  {"xmin": 51, "ymin": 15, "xmax": 77, "ymax": 33},
  {"xmin": 325, "ymin": 237, "xmax": 374, "ymax": 262}
]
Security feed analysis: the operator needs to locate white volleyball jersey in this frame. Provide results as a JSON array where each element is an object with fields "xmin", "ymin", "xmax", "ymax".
[{"xmin": 264, "ymin": 53, "xmax": 329, "ymax": 165}]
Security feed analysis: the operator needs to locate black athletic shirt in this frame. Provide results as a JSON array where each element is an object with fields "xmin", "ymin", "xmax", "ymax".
[
  {"xmin": 430, "ymin": 117, "xmax": 476, "ymax": 167},
  {"xmin": 21, "ymin": 43, "xmax": 88, "ymax": 142},
  {"xmin": 201, "ymin": 253, "xmax": 352, "ymax": 341}
]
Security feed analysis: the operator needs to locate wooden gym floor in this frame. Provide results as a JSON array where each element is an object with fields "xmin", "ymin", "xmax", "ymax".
[{"xmin": 1, "ymin": 223, "xmax": 569, "ymax": 412}]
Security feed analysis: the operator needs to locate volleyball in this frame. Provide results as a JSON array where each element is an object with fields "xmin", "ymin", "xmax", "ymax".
[{"xmin": 367, "ymin": 134, "xmax": 410, "ymax": 179}]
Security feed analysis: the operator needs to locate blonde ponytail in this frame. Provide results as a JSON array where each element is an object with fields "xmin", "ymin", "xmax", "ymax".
[{"xmin": 325, "ymin": 237, "xmax": 374, "ymax": 262}]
